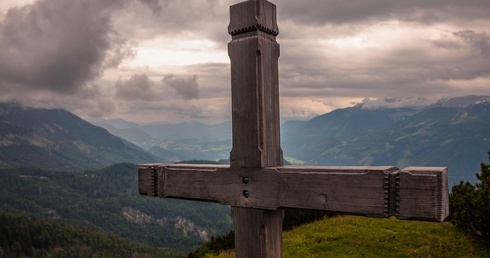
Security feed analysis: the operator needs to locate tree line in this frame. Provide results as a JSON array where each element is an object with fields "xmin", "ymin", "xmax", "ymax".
[
  {"xmin": 0, "ymin": 163, "xmax": 232, "ymax": 254},
  {"xmin": 0, "ymin": 211, "xmax": 181, "ymax": 258}
]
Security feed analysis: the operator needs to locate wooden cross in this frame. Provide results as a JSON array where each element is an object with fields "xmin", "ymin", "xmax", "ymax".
[{"xmin": 138, "ymin": 0, "xmax": 449, "ymax": 257}]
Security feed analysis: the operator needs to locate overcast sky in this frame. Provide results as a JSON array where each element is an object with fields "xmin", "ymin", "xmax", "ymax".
[{"xmin": 1, "ymin": 0, "xmax": 489, "ymax": 124}]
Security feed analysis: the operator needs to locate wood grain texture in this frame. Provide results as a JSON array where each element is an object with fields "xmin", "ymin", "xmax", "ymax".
[
  {"xmin": 397, "ymin": 167, "xmax": 449, "ymax": 222},
  {"xmin": 227, "ymin": 2, "xmax": 284, "ymax": 256},
  {"xmin": 232, "ymin": 207, "xmax": 283, "ymax": 258},
  {"xmin": 138, "ymin": 165, "xmax": 157, "ymax": 196},
  {"xmin": 228, "ymin": 30, "xmax": 282, "ymax": 168},
  {"xmin": 138, "ymin": 164, "xmax": 449, "ymax": 222},
  {"xmin": 228, "ymin": 0, "xmax": 279, "ymax": 36}
]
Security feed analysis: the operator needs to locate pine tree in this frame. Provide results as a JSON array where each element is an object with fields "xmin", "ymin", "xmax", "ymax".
[{"xmin": 450, "ymin": 152, "xmax": 490, "ymax": 241}]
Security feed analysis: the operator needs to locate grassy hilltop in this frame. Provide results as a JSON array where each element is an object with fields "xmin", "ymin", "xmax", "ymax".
[{"xmin": 206, "ymin": 216, "xmax": 490, "ymax": 258}]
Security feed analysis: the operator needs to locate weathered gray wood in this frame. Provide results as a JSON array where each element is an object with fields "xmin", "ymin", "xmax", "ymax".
[
  {"xmin": 138, "ymin": 165, "xmax": 157, "ymax": 196},
  {"xmin": 397, "ymin": 167, "xmax": 449, "ymax": 222},
  {"xmin": 232, "ymin": 207, "xmax": 283, "ymax": 258},
  {"xmin": 228, "ymin": 0, "xmax": 282, "ymax": 168},
  {"xmin": 138, "ymin": 0, "xmax": 450, "ymax": 256},
  {"xmin": 227, "ymin": 1, "xmax": 284, "ymax": 256},
  {"xmin": 139, "ymin": 164, "xmax": 449, "ymax": 222},
  {"xmin": 228, "ymin": 0, "xmax": 279, "ymax": 37}
]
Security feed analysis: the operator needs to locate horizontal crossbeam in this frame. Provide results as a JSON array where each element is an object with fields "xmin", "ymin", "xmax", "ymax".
[{"xmin": 139, "ymin": 164, "xmax": 448, "ymax": 222}]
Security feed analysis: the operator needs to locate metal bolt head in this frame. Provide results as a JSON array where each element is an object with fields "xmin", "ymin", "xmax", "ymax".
[
  {"xmin": 242, "ymin": 177, "xmax": 249, "ymax": 184},
  {"xmin": 243, "ymin": 190, "xmax": 250, "ymax": 198}
]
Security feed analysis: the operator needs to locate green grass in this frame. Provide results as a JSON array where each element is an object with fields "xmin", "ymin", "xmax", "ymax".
[{"xmin": 205, "ymin": 216, "xmax": 490, "ymax": 258}]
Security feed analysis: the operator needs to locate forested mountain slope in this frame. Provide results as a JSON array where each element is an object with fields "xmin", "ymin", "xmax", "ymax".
[
  {"xmin": 0, "ymin": 211, "xmax": 181, "ymax": 257},
  {"xmin": 0, "ymin": 103, "xmax": 158, "ymax": 171},
  {"xmin": 0, "ymin": 163, "xmax": 232, "ymax": 253},
  {"xmin": 282, "ymin": 101, "xmax": 490, "ymax": 184}
]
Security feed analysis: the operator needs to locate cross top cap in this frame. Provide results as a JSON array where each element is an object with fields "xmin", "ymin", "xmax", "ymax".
[{"xmin": 228, "ymin": 0, "xmax": 279, "ymax": 36}]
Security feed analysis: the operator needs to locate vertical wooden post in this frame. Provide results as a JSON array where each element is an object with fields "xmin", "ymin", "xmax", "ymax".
[
  {"xmin": 228, "ymin": 0, "xmax": 284, "ymax": 256},
  {"xmin": 232, "ymin": 207, "xmax": 283, "ymax": 257},
  {"xmin": 228, "ymin": 0, "xmax": 282, "ymax": 168}
]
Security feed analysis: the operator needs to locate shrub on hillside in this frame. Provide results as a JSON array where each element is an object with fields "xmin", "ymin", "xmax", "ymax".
[{"xmin": 450, "ymin": 152, "xmax": 490, "ymax": 241}]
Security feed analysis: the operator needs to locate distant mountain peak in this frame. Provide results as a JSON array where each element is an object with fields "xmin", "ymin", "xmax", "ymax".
[
  {"xmin": 430, "ymin": 95, "xmax": 490, "ymax": 108},
  {"xmin": 354, "ymin": 95, "xmax": 490, "ymax": 110},
  {"xmin": 359, "ymin": 97, "xmax": 432, "ymax": 110}
]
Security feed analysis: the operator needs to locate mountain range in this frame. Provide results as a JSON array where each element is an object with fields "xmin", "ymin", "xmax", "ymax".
[
  {"xmin": 90, "ymin": 95, "xmax": 490, "ymax": 186},
  {"xmin": 88, "ymin": 117, "xmax": 232, "ymax": 162},
  {"xmin": 0, "ymin": 103, "xmax": 158, "ymax": 171},
  {"xmin": 0, "ymin": 103, "xmax": 232, "ymax": 254},
  {"xmin": 1, "ymin": 95, "xmax": 489, "ymax": 185},
  {"xmin": 282, "ymin": 97, "xmax": 490, "ymax": 184}
]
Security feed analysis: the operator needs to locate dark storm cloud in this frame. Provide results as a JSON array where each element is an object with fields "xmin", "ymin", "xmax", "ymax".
[
  {"xmin": 162, "ymin": 74, "xmax": 199, "ymax": 99},
  {"xmin": 454, "ymin": 30, "xmax": 490, "ymax": 58},
  {"xmin": 115, "ymin": 74, "xmax": 160, "ymax": 101},
  {"xmin": 137, "ymin": 0, "xmax": 162, "ymax": 14},
  {"xmin": 112, "ymin": 0, "xmax": 227, "ymax": 43},
  {"xmin": 279, "ymin": 0, "xmax": 490, "ymax": 26},
  {"xmin": 0, "ymin": 0, "xmax": 136, "ymax": 94},
  {"xmin": 279, "ymin": 27, "xmax": 490, "ymax": 102}
]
